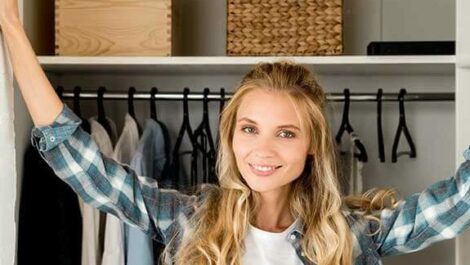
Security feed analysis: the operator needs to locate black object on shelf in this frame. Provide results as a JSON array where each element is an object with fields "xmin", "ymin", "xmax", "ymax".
[{"xmin": 367, "ymin": 41, "xmax": 455, "ymax": 55}]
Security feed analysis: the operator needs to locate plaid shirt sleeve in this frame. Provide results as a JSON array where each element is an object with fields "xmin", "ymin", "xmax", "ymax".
[
  {"xmin": 31, "ymin": 103, "xmax": 196, "ymax": 243},
  {"xmin": 374, "ymin": 147, "xmax": 470, "ymax": 256}
]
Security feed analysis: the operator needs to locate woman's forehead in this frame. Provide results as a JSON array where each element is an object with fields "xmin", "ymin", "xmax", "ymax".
[{"xmin": 236, "ymin": 89, "xmax": 303, "ymax": 128}]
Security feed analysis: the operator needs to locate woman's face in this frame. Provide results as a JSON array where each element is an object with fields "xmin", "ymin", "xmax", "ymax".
[{"xmin": 232, "ymin": 88, "xmax": 311, "ymax": 195}]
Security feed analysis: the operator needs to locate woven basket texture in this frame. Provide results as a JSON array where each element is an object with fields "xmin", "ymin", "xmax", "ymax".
[{"xmin": 227, "ymin": 0, "xmax": 343, "ymax": 56}]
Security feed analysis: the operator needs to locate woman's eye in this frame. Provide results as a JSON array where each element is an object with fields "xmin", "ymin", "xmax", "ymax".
[
  {"xmin": 240, "ymin": 126, "xmax": 295, "ymax": 138},
  {"xmin": 279, "ymin": 130, "xmax": 295, "ymax": 138},
  {"xmin": 242, "ymin": 126, "xmax": 256, "ymax": 134}
]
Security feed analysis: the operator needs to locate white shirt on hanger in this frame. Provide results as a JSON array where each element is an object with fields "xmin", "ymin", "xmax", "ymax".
[
  {"xmin": 242, "ymin": 218, "xmax": 303, "ymax": 265},
  {"xmin": 101, "ymin": 113, "xmax": 140, "ymax": 265},
  {"xmin": 82, "ymin": 117, "xmax": 117, "ymax": 265}
]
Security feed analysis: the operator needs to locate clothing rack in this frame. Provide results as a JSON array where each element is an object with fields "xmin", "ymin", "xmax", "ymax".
[{"xmin": 58, "ymin": 89, "xmax": 455, "ymax": 102}]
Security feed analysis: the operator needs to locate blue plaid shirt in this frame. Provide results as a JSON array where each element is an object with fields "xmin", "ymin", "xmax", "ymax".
[{"xmin": 31, "ymin": 103, "xmax": 470, "ymax": 265}]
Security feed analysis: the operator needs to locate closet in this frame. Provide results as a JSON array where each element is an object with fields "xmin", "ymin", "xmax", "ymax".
[{"xmin": 0, "ymin": 0, "xmax": 469, "ymax": 264}]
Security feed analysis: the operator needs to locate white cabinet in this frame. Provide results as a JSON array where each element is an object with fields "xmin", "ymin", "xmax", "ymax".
[
  {"xmin": 1, "ymin": 0, "xmax": 468, "ymax": 265},
  {"xmin": 455, "ymin": 0, "xmax": 470, "ymax": 264}
]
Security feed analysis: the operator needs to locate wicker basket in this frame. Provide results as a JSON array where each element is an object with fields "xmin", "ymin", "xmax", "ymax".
[{"xmin": 227, "ymin": 0, "xmax": 343, "ymax": 56}]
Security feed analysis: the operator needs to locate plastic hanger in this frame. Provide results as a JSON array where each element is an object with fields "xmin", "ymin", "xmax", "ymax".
[
  {"xmin": 391, "ymin": 88, "xmax": 416, "ymax": 163},
  {"xmin": 194, "ymin": 88, "xmax": 217, "ymax": 183},
  {"xmin": 219, "ymin": 87, "xmax": 225, "ymax": 118},
  {"xmin": 150, "ymin": 87, "xmax": 158, "ymax": 121},
  {"xmin": 73, "ymin": 86, "xmax": 81, "ymax": 117},
  {"xmin": 172, "ymin": 88, "xmax": 197, "ymax": 188},
  {"xmin": 128, "ymin": 86, "xmax": 142, "ymax": 136},
  {"xmin": 56, "ymin": 86, "xmax": 64, "ymax": 100},
  {"xmin": 377, "ymin": 89, "xmax": 385, "ymax": 162},
  {"xmin": 215, "ymin": 88, "xmax": 225, "ymax": 152},
  {"xmin": 194, "ymin": 88, "xmax": 216, "ymax": 152},
  {"xmin": 335, "ymin": 88, "xmax": 368, "ymax": 162},
  {"xmin": 97, "ymin": 86, "xmax": 114, "ymax": 140},
  {"xmin": 73, "ymin": 86, "xmax": 91, "ymax": 133}
]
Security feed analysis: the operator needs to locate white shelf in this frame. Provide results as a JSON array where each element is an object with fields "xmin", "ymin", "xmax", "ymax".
[{"xmin": 38, "ymin": 55, "xmax": 456, "ymax": 75}]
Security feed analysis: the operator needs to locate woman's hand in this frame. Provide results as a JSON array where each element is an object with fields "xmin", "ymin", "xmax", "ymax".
[{"xmin": 0, "ymin": 0, "xmax": 19, "ymax": 26}]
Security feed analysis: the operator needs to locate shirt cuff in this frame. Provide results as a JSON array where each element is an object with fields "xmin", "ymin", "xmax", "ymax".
[{"xmin": 31, "ymin": 103, "xmax": 83, "ymax": 152}]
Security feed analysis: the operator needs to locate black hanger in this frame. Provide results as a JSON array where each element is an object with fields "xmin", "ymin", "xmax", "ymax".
[
  {"xmin": 215, "ymin": 88, "xmax": 225, "ymax": 151},
  {"xmin": 194, "ymin": 88, "xmax": 217, "ymax": 183},
  {"xmin": 97, "ymin": 86, "xmax": 114, "ymax": 141},
  {"xmin": 73, "ymin": 86, "xmax": 91, "ymax": 133},
  {"xmin": 73, "ymin": 86, "xmax": 81, "ymax": 117},
  {"xmin": 335, "ymin": 88, "xmax": 368, "ymax": 162},
  {"xmin": 172, "ymin": 88, "xmax": 197, "ymax": 188},
  {"xmin": 377, "ymin": 89, "xmax": 385, "ymax": 162},
  {"xmin": 391, "ymin": 88, "xmax": 417, "ymax": 163},
  {"xmin": 56, "ymin": 86, "xmax": 64, "ymax": 100},
  {"xmin": 150, "ymin": 87, "xmax": 158, "ymax": 121},
  {"xmin": 128, "ymin": 87, "xmax": 142, "ymax": 136},
  {"xmin": 128, "ymin": 87, "xmax": 137, "ymax": 119},
  {"xmin": 219, "ymin": 88, "xmax": 225, "ymax": 118}
]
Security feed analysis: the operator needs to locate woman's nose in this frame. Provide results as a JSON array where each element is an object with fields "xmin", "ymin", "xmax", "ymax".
[{"xmin": 253, "ymin": 137, "xmax": 276, "ymax": 158}]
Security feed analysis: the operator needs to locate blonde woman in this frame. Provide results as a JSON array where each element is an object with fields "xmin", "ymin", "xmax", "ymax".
[{"xmin": 3, "ymin": 1, "xmax": 470, "ymax": 265}]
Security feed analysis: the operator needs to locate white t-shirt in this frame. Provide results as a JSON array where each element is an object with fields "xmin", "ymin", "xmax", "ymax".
[{"xmin": 242, "ymin": 219, "xmax": 303, "ymax": 264}]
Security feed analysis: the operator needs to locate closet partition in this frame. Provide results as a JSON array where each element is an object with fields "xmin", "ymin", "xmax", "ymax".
[{"xmin": 0, "ymin": 31, "xmax": 16, "ymax": 265}]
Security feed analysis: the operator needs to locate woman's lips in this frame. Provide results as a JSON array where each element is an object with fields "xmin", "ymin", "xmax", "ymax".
[{"xmin": 249, "ymin": 163, "xmax": 282, "ymax": 176}]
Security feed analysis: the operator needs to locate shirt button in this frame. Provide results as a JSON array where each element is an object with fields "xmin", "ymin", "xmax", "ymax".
[
  {"xmin": 300, "ymin": 251, "xmax": 305, "ymax": 256},
  {"xmin": 289, "ymin": 234, "xmax": 296, "ymax": 241},
  {"xmin": 49, "ymin": 136, "xmax": 56, "ymax": 142}
]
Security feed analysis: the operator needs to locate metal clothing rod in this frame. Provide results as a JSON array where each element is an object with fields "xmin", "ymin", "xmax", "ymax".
[{"xmin": 58, "ymin": 90, "xmax": 455, "ymax": 102}]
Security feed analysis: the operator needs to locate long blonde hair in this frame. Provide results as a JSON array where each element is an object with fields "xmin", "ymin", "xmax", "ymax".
[{"xmin": 162, "ymin": 60, "xmax": 400, "ymax": 265}]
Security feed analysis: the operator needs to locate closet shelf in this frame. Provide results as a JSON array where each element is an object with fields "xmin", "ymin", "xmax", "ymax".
[{"xmin": 38, "ymin": 55, "xmax": 455, "ymax": 75}]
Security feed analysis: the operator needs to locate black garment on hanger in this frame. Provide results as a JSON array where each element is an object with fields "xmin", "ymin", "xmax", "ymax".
[
  {"xmin": 391, "ymin": 88, "xmax": 417, "ymax": 163},
  {"xmin": 18, "ymin": 145, "xmax": 82, "ymax": 265},
  {"xmin": 335, "ymin": 88, "xmax": 368, "ymax": 162}
]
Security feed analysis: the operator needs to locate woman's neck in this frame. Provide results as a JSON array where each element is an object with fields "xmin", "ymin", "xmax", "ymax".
[{"xmin": 254, "ymin": 186, "xmax": 295, "ymax": 232}]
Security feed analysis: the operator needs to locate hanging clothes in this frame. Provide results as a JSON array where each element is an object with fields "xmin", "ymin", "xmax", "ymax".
[
  {"xmin": 82, "ymin": 116, "xmax": 117, "ymax": 265},
  {"xmin": 156, "ymin": 120, "xmax": 173, "ymax": 189},
  {"xmin": 101, "ymin": 114, "xmax": 140, "ymax": 265},
  {"xmin": 17, "ymin": 144, "xmax": 83, "ymax": 265},
  {"xmin": 126, "ymin": 118, "xmax": 168, "ymax": 265},
  {"xmin": 338, "ymin": 132, "xmax": 364, "ymax": 195}
]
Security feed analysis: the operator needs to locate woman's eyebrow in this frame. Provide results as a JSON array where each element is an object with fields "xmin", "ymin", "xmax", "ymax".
[{"xmin": 237, "ymin": 117, "xmax": 301, "ymax": 131}]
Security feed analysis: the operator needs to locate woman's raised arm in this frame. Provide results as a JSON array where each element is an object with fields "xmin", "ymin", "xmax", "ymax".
[{"xmin": 0, "ymin": 0, "xmax": 63, "ymax": 127}]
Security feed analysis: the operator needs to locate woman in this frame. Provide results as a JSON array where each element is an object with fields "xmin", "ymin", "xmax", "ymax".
[{"xmin": 2, "ymin": 1, "xmax": 470, "ymax": 264}]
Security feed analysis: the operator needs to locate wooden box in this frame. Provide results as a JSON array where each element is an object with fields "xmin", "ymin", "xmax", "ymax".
[{"xmin": 55, "ymin": 0, "xmax": 171, "ymax": 56}]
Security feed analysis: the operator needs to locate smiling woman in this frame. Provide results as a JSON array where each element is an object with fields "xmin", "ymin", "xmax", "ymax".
[
  {"xmin": 4, "ymin": 10, "xmax": 470, "ymax": 261},
  {"xmin": 171, "ymin": 61, "xmax": 401, "ymax": 265}
]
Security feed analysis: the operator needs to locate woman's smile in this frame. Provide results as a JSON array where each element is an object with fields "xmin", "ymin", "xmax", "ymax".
[{"xmin": 249, "ymin": 163, "xmax": 283, "ymax": 176}]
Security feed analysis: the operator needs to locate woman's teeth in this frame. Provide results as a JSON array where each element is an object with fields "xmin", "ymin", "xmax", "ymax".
[{"xmin": 253, "ymin": 165, "xmax": 276, "ymax": 171}]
